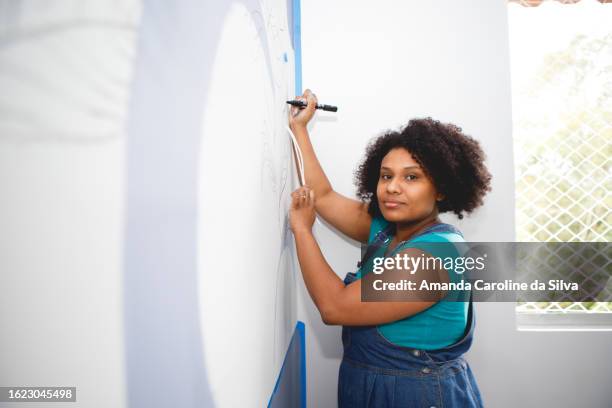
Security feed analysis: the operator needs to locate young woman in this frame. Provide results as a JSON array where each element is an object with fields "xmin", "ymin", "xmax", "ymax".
[{"xmin": 288, "ymin": 89, "xmax": 492, "ymax": 407}]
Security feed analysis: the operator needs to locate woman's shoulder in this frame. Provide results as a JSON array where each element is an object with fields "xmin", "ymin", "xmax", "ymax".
[
  {"xmin": 412, "ymin": 222, "xmax": 465, "ymax": 243},
  {"xmin": 369, "ymin": 218, "xmax": 465, "ymax": 246},
  {"xmin": 404, "ymin": 223, "xmax": 467, "ymax": 258}
]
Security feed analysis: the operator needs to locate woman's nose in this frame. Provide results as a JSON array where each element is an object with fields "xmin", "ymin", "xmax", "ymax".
[{"xmin": 386, "ymin": 177, "xmax": 400, "ymax": 194}]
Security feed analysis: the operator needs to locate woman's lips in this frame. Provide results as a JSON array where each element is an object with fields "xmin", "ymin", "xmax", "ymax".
[{"xmin": 383, "ymin": 201, "xmax": 404, "ymax": 209}]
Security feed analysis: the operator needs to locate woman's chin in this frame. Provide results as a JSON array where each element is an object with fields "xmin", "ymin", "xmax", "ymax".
[
  {"xmin": 381, "ymin": 209, "xmax": 425, "ymax": 224},
  {"xmin": 380, "ymin": 210, "xmax": 404, "ymax": 222}
]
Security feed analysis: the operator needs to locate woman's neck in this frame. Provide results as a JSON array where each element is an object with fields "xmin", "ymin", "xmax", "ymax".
[{"xmin": 394, "ymin": 213, "xmax": 442, "ymax": 243}]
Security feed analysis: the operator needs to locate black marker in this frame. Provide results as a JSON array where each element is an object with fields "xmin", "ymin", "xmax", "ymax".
[{"xmin": 286, "ymin": 99, "xmax": 338, "ymax": 112}]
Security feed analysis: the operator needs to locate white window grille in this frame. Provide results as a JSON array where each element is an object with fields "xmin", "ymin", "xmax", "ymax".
[{"xmin": 507, "ymin": 0, "xmax": 612, "ymax": 330}]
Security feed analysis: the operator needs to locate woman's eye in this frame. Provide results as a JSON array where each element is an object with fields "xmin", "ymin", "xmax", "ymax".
[
  {"xmin": 381, "ymin": 174, "xmax": 391, "ymax": 180},
  {"xmin": 405, "ymin": 175, "xmax": 417, "ymax": 181}
]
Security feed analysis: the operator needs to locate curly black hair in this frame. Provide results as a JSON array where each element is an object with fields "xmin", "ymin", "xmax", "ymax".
[{"xmin": 355, "ymin": 117, "xmax": 492, "ymax": 220}]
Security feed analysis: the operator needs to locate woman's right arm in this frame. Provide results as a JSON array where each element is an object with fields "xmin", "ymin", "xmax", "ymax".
[{"xmin": 289, "ymin": 89, "xmax": 372, "ymax": 243}]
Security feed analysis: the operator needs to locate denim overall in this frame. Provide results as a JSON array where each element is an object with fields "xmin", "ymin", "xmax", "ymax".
[{"xmin": 338, "ymin": 223, "xmax": 484, "ymax": 408}]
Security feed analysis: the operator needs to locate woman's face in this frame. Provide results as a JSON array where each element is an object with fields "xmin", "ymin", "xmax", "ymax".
[{"xmin": 376, "ymin": 147, "xmax": 442, "ymax": 223}]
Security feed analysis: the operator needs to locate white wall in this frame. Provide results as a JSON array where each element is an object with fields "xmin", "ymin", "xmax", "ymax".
[
  {"xmin": 0, "ymin": 1, "xmax": 299, "ymax": 407},
  {"xmin": 299, "ymin": 1, "xmax": 612, "ymax": 407},
  {"xmin": 0, "ymin": 2, "xmax": 140, "ymax": 407}
]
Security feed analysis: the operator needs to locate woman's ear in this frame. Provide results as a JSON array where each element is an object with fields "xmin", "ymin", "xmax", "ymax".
[{"xmin": 436, "ymin": 194, "xmax": 445, "ymax": 202}]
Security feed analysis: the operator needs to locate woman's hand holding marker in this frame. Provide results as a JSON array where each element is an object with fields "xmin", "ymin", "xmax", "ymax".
[
  {"xmin": 289, "ymin": 185, "xmax": 316, "ymax": 233},
  {"xmin": 288, "ymin": 89, "xmax": 318, "ymax": 129}
]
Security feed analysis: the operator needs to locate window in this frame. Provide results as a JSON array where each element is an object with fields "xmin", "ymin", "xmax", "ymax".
[{"xmin": 507, "ymin": 0, "xmax": 612, "ymax": 330}]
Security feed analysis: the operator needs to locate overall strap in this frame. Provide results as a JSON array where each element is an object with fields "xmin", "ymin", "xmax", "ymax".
[{"xmin": 356, "ymin": 224, "xmax": 394, "ymax": 268}]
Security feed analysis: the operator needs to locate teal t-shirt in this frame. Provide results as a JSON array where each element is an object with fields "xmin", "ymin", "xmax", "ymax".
[{"xmin": 359, "ymin": 216, "xmax": 469, "ymax": 350}]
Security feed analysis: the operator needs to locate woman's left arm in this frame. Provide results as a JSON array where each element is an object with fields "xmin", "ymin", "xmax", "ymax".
[{"xmin": 290, "ymin": 186, "xmax": 446, "ymax": 326}]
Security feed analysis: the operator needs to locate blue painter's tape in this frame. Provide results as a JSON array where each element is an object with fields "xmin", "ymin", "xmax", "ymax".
[
  {"xmin": 298, "ymin": 321, "xmax": 306, "ymax": 408},
  {"xmin": 292, "ymin": 0, "xmax": 302, "ymax": 95},
  {"xmin": 267, "ymin": 321, "xmax": 307, "ymax": 408}
]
